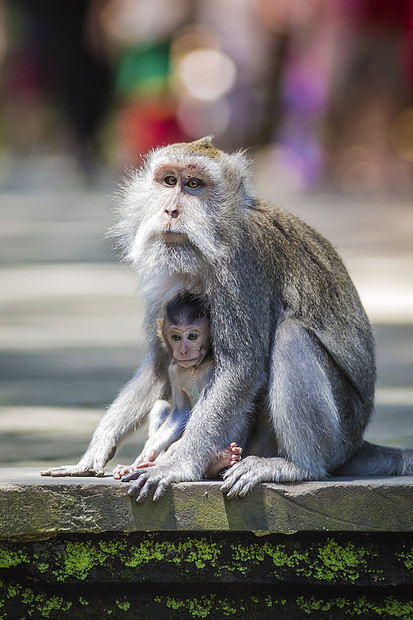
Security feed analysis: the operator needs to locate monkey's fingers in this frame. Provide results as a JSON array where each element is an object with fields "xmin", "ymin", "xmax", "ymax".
[
  {"xmin": 113, "ymin": 465, "xmax": 131, "ymax": 479},
  {"xmin": 133, "ymin": 479, "xmax": 153, "ymax": 503},
  {"xmin": 126, "ymin": 468, "xmax": 171, "ymax": 502},
  {"xmin": 152, "ymin": 480, "xmax": 169, "ymax": 502},
  {"xmin": 221, "ymin": 461, "xmax": 260, "ymax": 498},
  {"xmin": 41, "ymin": 466, "xmax": 101, "ymax": 477},
  {"xmin": 127, "ymin": 473, "xmax": 147, "ymax": 495},
  {"xmin": 122, "ymin": 468, "xmax": 148, "ymax": 482}
]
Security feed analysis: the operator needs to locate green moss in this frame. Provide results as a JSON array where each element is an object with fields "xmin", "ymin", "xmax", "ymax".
[
  {"xmin": 55, "ymin": 541, "xmax": 103, "ymax": 581},
  {"xmin": 262, "ymin": 542, "xmax": 310, "ymax": 575},
  {"xmin": 37, "ymin": 562, "xmax": 50, "ymax": 573},
  {"xmin": 34, "ymin": 594, "xmax": 72, "ymax": 618},
  {"xmin": 311, "ymin": 539, "xmax": 372, "ymax": 583},
  {"xmin": 0, "ymin": 548, "xmax": 28, "ymax": 569},
  {"xmin": 164, "ymin": 595, "xmax": 215, "ymax": 618},
  {"xmin": 116, "ymin": 598, "xmax": 131, "ymax": 611},
  {"xmin": 297, "ymin": 595, "xmax": 413, "ymax": 617},
  {"xmin": 220, "ymin": 600, "xmax": 237, "ymax": 616},
  {"xmin": 219, "ymin": 538, "xmax": 382, "ymax": 584},
  {"xmin": 226, "ymin": 541, "xmax": 309, "ymax": 579},
  {"xmin": 124, "ymin": 538, "xmax": 220, "ymax": 571},
  {"xmin": 156, "ymin": 594, "xmax": 286, "ymax": 617},
  {"xmin": 1, "ymin": 583, "xmax": 73, "ymax": 618},
  {"xmin": 397, "ymin": 548, "xmax": 413, "ymax": 571},
  {"xmin": 7, "ymin": 584, "xmax": 20, "ymax": 598}
]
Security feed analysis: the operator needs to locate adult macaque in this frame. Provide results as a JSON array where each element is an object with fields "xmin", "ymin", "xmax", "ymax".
[
  {"xmin": 41, "ymin": 137, "xmax": 413, "ymax": 500},
  {"xmin": 112, "ymin": 293, "xmax": 241, "ymax": 479}
]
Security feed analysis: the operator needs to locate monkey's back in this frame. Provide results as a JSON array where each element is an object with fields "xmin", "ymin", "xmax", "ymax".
[{"xmin": 245, "ymin": 200, "xmax": 376, "ymax": 404}]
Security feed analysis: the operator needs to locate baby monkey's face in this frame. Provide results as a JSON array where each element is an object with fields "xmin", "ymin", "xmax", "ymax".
[{"xmin": 166, "ymin": 318, "xmax": 210, "ymax": 368}]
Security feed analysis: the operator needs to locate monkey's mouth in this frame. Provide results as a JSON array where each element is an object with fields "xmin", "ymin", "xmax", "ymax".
[
  {"xmin": 176, "ymin": 357, "xmax": 202, "ymax": 368},
  {"xmin": 161, "ymin": 230, "xmax": 187, "ymax": 243}
]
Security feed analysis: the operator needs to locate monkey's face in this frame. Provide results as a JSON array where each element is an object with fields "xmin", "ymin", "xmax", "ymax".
[
  {"xmin": 166, "ymin": 317, "xmax": 210, "ymax": 368},
  {"xmin": 118, "ymin": 138, "xmax": 252, "ymax": 278},
  {"xmin": 129, "ymin": 159, "xmax": 221, "ymax": 274}
]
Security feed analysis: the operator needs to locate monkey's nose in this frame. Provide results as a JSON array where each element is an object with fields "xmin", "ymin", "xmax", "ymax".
[{"xmin": 164, "ymin": 207, "xmax": 180, "ymax": 219}]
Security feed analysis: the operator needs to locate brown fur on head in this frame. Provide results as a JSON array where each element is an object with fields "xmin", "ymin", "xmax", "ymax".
[{"xmin": 170, "ymin": 136, "xmax": 222, "ymax": 159}]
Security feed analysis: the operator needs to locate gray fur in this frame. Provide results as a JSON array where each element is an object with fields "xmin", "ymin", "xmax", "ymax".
[{"xmin": 41, "ymin": 137, "xmax": 413, "ymax": 497}]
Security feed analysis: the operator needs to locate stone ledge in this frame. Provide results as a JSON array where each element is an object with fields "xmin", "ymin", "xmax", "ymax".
[{"xmin": 1, "ymin": 468, "xmax": 413, "ymax": 539}]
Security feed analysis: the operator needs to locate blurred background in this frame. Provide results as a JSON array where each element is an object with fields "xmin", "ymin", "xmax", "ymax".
[{"xmin": 0, "ymin": 0, "xmax": 412, "ymax": 470}]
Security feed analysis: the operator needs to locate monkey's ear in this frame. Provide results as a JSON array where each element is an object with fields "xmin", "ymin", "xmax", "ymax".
[
  {"xmin": 226, "ymin": 149, "xmax": 253, "ymax": 204},
  {"xmin": 230, "ymin": 149, "xmax": 251, "ymax": 176},
  {"xmin": 157, "ymin": 319, "xmax": 168, "ymax": 348}
]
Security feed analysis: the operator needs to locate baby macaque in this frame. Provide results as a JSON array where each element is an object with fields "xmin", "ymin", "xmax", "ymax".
[{"xmin": 113, "ymin": 293, "xmax": 241, "ymax": 480}]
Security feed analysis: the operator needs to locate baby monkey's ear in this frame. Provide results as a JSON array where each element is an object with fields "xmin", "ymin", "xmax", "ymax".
[{"xmin": 157, "ymin": 319, "xmax": 168, "ymax": 348}]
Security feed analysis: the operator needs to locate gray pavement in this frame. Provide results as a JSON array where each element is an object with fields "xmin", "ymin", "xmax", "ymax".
[{"xmin": 0, "ymin": 169, "xmax": 412, "ymax": 469}]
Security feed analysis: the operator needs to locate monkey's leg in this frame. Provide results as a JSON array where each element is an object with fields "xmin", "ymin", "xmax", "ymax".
[
  {"xmin": 222, "ymin": 321, "xmax": 346, "ymax": 497},
  {"xmin": 41, "ymin": 360, "xmax": 165, "ymax": 477},
  {"xmin": 115, "ymin": 401, "xmax": 190, "ymax": 479},
  {"xmin": 119, "ymin": 403, "xmax": 190, "ymax": 482},
  {"xmin": 137, "ymin": 405, "xmax": 187, "ymax": 460},
  {"xmin": 148, "ymin": 399, "xmax": 173, "ymax": 437}
]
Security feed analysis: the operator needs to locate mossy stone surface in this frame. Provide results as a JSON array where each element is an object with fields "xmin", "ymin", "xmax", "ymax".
[
  {"xmin": 2, "ymin": 468, "xmax": 413, "ymax": 538},
  {"xmin": 1, "ymin": 466, "xmax": 413, "ymax": 619}
]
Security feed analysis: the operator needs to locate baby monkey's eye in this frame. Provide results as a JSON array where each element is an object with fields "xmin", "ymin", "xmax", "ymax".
[
  {"xmin": 187, "ymin": 179, "xmax": 201, "ymax": 189},
  {"xmin": 164, "ymin": 175, "xmax": 177, "ymax": 186},
  {"xmin": 188, "ymin": 333, "xmax": 199, "ymax": 340},
  {"xmin": 171, "ymin": 334, "xmax": 181, "ymax": 341}
]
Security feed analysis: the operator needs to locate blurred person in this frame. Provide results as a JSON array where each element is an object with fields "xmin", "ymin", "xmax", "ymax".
[
  {"xmin": 99, "ymin": 0, "xmax": 190, "ymax": 164},
  {"xmin": 13, "ymin": 0, "xmax": 113, "ymax": 175},
  {"xmin": 254, "ymin": 0, "xmax": 357, "ymax": 192},
  {"xmin": 326, "ymin": 0, "xmax": 413, "ymax": 194}
]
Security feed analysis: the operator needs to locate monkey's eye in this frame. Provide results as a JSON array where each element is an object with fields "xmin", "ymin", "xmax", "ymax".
[
  {"xmin": 188, "ymin": 333, "xmax": 199, "ymax": 340},
  {"xmin": 164, "ymin": 175, "xmax": 177, "ymax": 186},
  {"xmin": 171, "ymin": 334, "xmax": 181, "ymax": 341},
  {"xmin": 186, "ymin": 179, "xmax": 201, "ymax": 189}
]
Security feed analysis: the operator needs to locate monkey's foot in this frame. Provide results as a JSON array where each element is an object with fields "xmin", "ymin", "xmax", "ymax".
[
  {"xmin": 40, "ymin": 465, "xmax": 105, "ymax": 477},
  {"xmin": 221, "ymin": 455, "xmax": 319, "ymax": 498},
  {"xmin": 220, "ymin": 456, "xmax": 272, "ymax": 498},
  {"xmin": 113, "ymin": 464, "xmax": 133, "ymax": 479},
  {"xmin": 113, "ymin": 461, "xmax": 156, "ymax": 479},
  {"xmin": 204, "ymin": 442, "xmax": 242, "ymax": 479}
]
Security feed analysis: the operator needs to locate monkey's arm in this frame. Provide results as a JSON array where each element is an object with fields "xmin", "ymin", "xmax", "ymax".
[{"xmin": 41, "ymin": 359, "xmax": 165, "ymax": 477}]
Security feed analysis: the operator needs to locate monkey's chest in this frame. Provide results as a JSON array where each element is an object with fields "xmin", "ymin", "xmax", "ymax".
[{"xmin": 181, "ymin": 380, "xmax": 202, "ymax": 409}]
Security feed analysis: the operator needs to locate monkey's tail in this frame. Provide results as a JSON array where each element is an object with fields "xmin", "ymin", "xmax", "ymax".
[{"xmin": 334, "ymin": 441, "xmax": 413, "ymax": 477}]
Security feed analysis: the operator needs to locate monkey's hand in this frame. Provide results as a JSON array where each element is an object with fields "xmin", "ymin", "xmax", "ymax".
[
  {"xmin": 41, "ymin": 460, "xmax": 106, "ymax": 477},
  {"xmin": 220, "ymin": 456, "xmax": 277, "ymax": 498},
  {"xmin": 122, "ymin": 464, "xmax": 192, "ymax": 503},
  {"xmin": 221, "ymin": 456, "xmax": 316, "ymax": 498}
]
